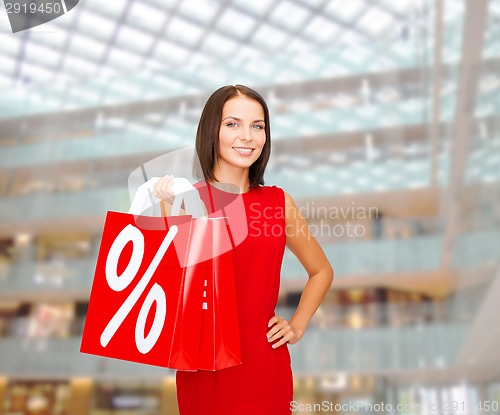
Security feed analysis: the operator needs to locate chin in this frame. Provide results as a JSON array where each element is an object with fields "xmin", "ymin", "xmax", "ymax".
[{"xmin": 221, "ymin": 152, "xmax": 261, "ymax": 169}]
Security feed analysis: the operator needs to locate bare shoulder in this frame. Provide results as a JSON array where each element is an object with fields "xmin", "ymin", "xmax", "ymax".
[
  {"xmin": 283, "ymin": 190, "xmax": 300, "ymax": 217},
  {"xmin": 283, "ymin": 190, "xmax": 295, "ymax": 206}
]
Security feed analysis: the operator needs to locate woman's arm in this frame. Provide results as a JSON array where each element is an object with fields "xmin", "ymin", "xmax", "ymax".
[{"xmin": 267, "ymin": 191, "xmax": 334, "ymax": 348}]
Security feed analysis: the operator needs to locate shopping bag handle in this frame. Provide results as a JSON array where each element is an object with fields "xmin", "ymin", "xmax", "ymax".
[
  {"xmin": 170, "ymin": 178, "xmax": 206, "ymax": 218},
  {"xmin": 128, "ymin": 177, "xmax": 206, "ymax": 218}
]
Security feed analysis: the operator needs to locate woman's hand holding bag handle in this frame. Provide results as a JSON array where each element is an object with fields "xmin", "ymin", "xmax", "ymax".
[{"xmin": 128, "ymin": 176, "xmax": 206, "ymax": 218}]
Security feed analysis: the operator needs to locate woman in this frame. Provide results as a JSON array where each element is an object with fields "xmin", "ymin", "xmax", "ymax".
[{"xmin": 154, "ymin": 85, "xmax": 333, "ymax": 415}]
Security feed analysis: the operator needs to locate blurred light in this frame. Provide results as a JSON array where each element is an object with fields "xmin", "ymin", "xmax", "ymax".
[
  {"xmin": 290, "ymin": 156, "xmax": 311, "ymax": 167},
  {"xmin": 351, "ymin": 375, "xmax": 363, "ymax": 390},
  {"xmin": 321, "ymin": 374, "xmax": 347, "ymax": 391},
  {"xmin": 304, "ymin": 173, "xmax": 316, "ymax": 183},
  {"xmin": 480, "ymin": 74, "xmax": 500, "ymax": 92},
  {"xmin": 479, "ymin": 122, "xmax": 488, "ymax": 140},
  {"xmin": 305, "ymin": 376, "xmax": 314, "ymax": 390},
  {"xmin": 16, "ymin": 233, "xmax": 32, "ymax": 245},
  {"xmin": 365, "ymin": 133, "xmax": 374, "ymax": 161},
  {"xmin": 375, "ymin": 87, "xmax": 401, "ymax": 103},
  {"xmin": 332, "ymin": 93, "xmax": 358, "ymax": 108}
]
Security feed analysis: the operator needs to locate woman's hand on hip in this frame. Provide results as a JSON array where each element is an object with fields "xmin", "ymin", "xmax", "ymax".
[{"xmin": 267, "ymin": 315, "xmax": 304, "ymax": 348}]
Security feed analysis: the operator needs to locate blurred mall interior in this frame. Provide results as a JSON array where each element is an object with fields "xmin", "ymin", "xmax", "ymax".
[{"xmin": 1, "ymin": 0, "xmax": 500, "ymax": 414}]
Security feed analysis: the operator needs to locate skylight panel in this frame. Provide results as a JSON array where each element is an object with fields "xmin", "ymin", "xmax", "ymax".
[
  {"xmin": 79, "ymin": 10, "xmax": 117, "ymax": 41},
  {"xmin": 48, "ymin": 5, "xmax": 77, "ymax": 29},
  {"xmin": 0, "ymin": 73, "xmax": 11, "ymax": 87},
  {"xmin": 116, "ymin": 26, "xmax": 155, "ymax": 54},
  {"xmin": 357, "ymin": 8, "xmax": 394, "ymax": 36},
  {"xmin": 25, "ymin": 43, "xmax": 60, "ymax": 69},
  {"xmin": 198, "ymin": 66, "xmax": 228, "ymax": 86},
  {"xmin": 178, "ymin": 0, "xmax": 219, "ymax": 25},
  {"xmin": 127, "ymin": 2, "xmax": 166, "ymax": 32},
  {"xmin": 166, "ymin": 16, "xmax": 205, "ymax": 46},
  {"xmin": 342, "ymin": 44, "xmax": 370, "ymax": 64},
  {"xmin": 85, "ymin": 0, "xmax": 128, "ymax": 18},
  {"xmin": 380, "ymin": 0, "xmax": 415, "ymax": 14},
  {"xmin": 292, "ymin": 0, "xmax": 325, "ymax": 8},
  {"xmin": 269, "ymin": 1, "xmax": 311, "ymax": 31},
  {"xmin": 70, "ymin": 34, "xmax": 106, "ymax": 61},
  {"xmin": 67, "ymin": 86, "xmax": 101, "ymax": 104},
  {"xmin": 63, "ymin": 55, "xmax": 100, "ymax": 78},
  {"xmin": 325, "ymin": 0, "xmax": 366, "ymax": 21},
  {"xmin": 303, "ymin": 15, "xmax": 342, "ymax": 43},
  {"xmin": 232, "ymin": 0, "xmax": 277, "ymax": 17},
  {"xmin": 243, "ymin": 59, "xmax": 275, "ymax": 79},
  {"xmin": 153, "ymin": 41, "xmax": 190, "ymax": 65},
  {"xmin": 285, "ymin": 37, "xmax": 314, "ymax": 53},
  {"xmin": 107, "ymin": 47, "xmax": 143, "ymax": 70},
  {"xmin": 338, "ymin": 30, "xmax": 365, "ymax": 46},
  {"xmin": 108, "ymin": 79, "xmax": 144, "ymax": 98},
  {"xmin": 201, "ymin": 32, "xmax": 239, "ymax": 57},
  {"xmin": 291, "ymin": 52, "xmax": 323, "ymax": 73},
  {"xmin": 276, "ymin": 67, "xmax": 301, "ymax": 83},
  {"xmin": 216, "ymin": 7, "xmax": 256, "ymax": 39},
  {"xmin": 146, "ymin": 0, "xmax": 179, "ymax": 9},
  {"xmin": 0, "ymin": 36, "xmax": 21, "ymax": 57},
  {"xmin": 251, "ymin": 23, "xmax": 288, "ymax": 50},
  {"xmin": 0, "ymin": 10, "xmax": 11, "ymax": 32},
  {"xmin": 33, "ymin": 32, "xmax": 68, "ymax": 49},
  {"xmin": 20, "ymin": 61, "xmax": 54, "ymax": 83},
  {"xmin": 0, "ymin": 55, "xmax": 16, "ymax": 76},
  {"xmin": 185, "ymin": 53, "xmax": 212, "ymax": 67}
]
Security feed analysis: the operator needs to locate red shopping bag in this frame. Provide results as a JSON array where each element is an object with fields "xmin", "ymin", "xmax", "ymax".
[{"xmin": 80, "ymin": 203, "xmax": 242, "ymax": 370}]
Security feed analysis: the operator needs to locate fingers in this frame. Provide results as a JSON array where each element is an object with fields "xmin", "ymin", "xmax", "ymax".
[
  {"xmin": 267, "ymin": 316, "xmax": 293, "ymax": 348},
  {"xmin": 272, "ymin": 331, "xmax": 295, "ymax": 349},
  {"xmin": 153, "ymin": 175, "xmax": 175, "ymax": 204},
  {"xmin": 267, "ymin": 314, "xmax": 286, "ymax": 328}
]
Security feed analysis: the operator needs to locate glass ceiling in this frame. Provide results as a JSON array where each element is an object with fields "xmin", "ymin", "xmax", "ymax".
[
  {"xmin": 0, "ymin": 0, "xmax": 489, "ymax": 118},
  {"xmin": 0, "ymin": 0, "xmax": 498, "ymax": 197}
]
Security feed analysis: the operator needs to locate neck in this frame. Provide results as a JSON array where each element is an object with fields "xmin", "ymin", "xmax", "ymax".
[{"xmin": 211, "ymin": 163, "xmax": 251, "ymax": 194}]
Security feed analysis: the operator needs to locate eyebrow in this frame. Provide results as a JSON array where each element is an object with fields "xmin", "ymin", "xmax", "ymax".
[{"xmin": 222, "ymin": 116, "xmax": 265, "ymax": 123}]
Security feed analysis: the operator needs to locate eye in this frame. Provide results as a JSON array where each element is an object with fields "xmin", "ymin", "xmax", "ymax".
[
  {"xmin": 227, "ymin": 122, "xmax": 237, "ymax": 127},
  {"xmin": 253, "ymin": 124, "xmax": 264, "ymax": 129}
]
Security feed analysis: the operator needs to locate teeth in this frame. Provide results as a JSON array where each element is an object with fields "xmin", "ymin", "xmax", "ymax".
[{"xmin": 233, "ymin": 147, "xmax": 253, "ymax": 153}]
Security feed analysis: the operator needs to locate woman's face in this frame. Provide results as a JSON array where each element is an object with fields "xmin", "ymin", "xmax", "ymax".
[{"xmin": 217, "ymin": 95, "xmax": 266, "ymax": 172}]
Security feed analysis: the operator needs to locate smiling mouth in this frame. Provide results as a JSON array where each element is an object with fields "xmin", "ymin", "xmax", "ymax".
[{"xmin": 232, "ymin": 147, "xmax": 255, "ymax": 155}]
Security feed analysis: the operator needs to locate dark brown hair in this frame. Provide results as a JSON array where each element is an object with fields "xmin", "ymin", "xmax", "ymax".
[{"xmin": 194, "ymin": 84, "xmax": 271, "ymax": 188}]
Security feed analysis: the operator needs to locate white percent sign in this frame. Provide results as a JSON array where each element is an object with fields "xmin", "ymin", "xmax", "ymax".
[{"xmin": 100, "ymin": 224, "xmax": 178, "ymax": 354}]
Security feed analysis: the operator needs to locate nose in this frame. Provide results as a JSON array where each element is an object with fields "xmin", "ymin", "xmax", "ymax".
[{"xmin": 241, "ymin": 125, "xmax": 253, "ymax": 141}]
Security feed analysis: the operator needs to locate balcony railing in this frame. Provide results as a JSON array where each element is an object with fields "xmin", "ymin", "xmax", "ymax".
[
  {"xmin": 0, "ymin": 322, "xmax": 469, "ymax": 377},
  {"xmin": 0, "ymin": 187, "xmax": 130, "ymax": 222},
  {"xmin": 0, "ymin": 229, "xmax": 498, "ymax": 296}
]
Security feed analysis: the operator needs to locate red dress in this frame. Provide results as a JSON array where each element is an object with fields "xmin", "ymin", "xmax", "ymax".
[{"xmin": 176, "ymin": 183, "xmax": 293, "ymax": 415}]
